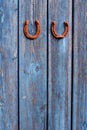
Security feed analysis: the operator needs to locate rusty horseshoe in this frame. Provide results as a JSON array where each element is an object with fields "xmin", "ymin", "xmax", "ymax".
[
  {"xmin": 51, "ymin": 21, "xmax": 69, "ymax": 39},
  {"xmin": 23, "ymin": 20, "xmax": 41, "ymax": 40}
]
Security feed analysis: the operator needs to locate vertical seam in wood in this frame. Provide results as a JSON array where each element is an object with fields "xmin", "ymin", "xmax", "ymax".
[
  {"xmin": 47, "ymin": 0, "xmax": 49, "ymax": 129},
  {"xmin": 71, "ymin": 0, "xmax": 74, "ymax": 130},
  {"xmin": 18, "ymin": 0, "xmax": 20, "ymax": 129}
]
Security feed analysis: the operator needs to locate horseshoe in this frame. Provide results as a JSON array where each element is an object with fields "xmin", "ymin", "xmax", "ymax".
[
  {"xmin": 51, "ymin": 21, "xmax": 69, "ymax": 39},
  {"xmin": 23, "ymin": 20, "xmax": 41, "ymax": 40}
]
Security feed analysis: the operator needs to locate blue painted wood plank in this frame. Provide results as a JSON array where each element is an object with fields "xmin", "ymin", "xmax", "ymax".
[
  {"xmin": 73, "ymin": 0, "xmax": 87, "ymax": 129},
  {"xmin": 48, "ymin": 0, "xmax": 72, "ymax": 130},
  {"xmin": 19, "ymin": 0, "xmax": 47, "ymax": 129},
  {"xmin": 0, "ymin": 0, "xmax": 18, "ymax": 130}
]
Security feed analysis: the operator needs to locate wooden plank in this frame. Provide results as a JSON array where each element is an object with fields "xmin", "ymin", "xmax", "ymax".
[
  {"xmin": 0, "ymin": 0, "xmax": 18, "ymax": 130},
  {"xmin": 73, "ymin": 0, "xmax": 87, "ymax": 129},
  {"xmin": 48, "ymin": 0, "xmax": 72, "ymax": 130},
  {"xmin": 19, "ymin": 0, "xmax": 47, "ymax": 130}
]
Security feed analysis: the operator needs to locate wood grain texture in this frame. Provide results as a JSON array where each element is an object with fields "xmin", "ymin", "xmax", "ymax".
[
  {"xmin": 73, "ymin": 0, "xmax": 87, "ymax": 130},
  {"xmin": 0, "ymin": 0, "xmax": 18, "ymax": 130},
  {"xmin": 48, "ymin": 0, "xmax": 72, "ymax": 130},
  {"xmin": 19, "ymin": 0, "xmax": 47, "ymax": 130}
]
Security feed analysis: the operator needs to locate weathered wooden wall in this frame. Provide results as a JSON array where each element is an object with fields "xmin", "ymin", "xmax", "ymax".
[
  {"xmin": 0, "ymin": 0, "xmax": 87, "ymax": 130},
  {"xmin": 48, "ymin": 0, "xmax": 72, "ymax": 130},
  {"xmin": 0, "ymin": 0, "xmax": 18, "ymax": 130},
  {"xmin": 19, "ymin": 0, "xmax": 47, "ymax": 129},
  {"xmin": 72, "ymin": 0, "xmax": 87, "ymax": 130}
]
